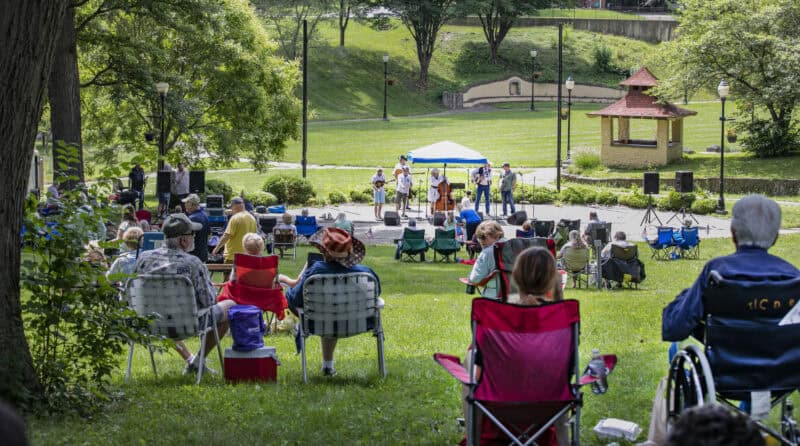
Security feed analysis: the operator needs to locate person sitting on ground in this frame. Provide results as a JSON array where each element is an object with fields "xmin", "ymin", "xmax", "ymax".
[
  {"xmin": 134, "ymin": 213, "xmax": 235, "ymax": 374},
  {"xmin": 114, "ymin": 204, "xmax": 141, "ymax": 242},
  {"xmin": 333, "ymin": 212, "xmax": 354, "ymax": 234},
  {"xmin": 600, "ymin": 230, "xmax": 634, "ymax": 259},
  {"xmin": 665, "ymin": 404, "xmax": 765, "ymax": 446},
  {"xmin": 242, "ymin": 232, "xmax": 265, "ymax": 256},
  {"xmin": 107, "ymin": 227, "xmax": 144, "ymax": 279},
  {"xmin": 463, "ymin": 246, "xmax": 568, "ymax": 445},
  {"xmin": 284, "ymin": 227, "xmax": 380, "ymax": 376},
  {"xmin": 662, "ymin": 195, "xmax": 800, "ymax": 342},
  {"xmin": 460, "ymin": 190, "xmax": 473, "ymax": 210},
  {"xmin": 468, "ymin": 221, "xmax": 506, "ymax": 299},
  {"xmin": 443, "ymin": 211, "xmax": 457, "ymax": 232}
]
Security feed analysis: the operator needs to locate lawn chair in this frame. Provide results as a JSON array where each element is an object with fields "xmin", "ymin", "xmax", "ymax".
[
  {"xmin": 666, "ymin": 272, "xmax": 800, "ymax": 445},
  {"xmin": 124, "ymin": 274, "xmax": 223, "ymax": 385},
  {"xmin": 434, "ymin": 299, "xmax": 617, "ymax": 446},
  {"xmin": 552, "ymin": 222, "xmax": 570, "ymax": 251},
  {"xmin": 258, "ymin": 217, "xmax": 277, "ymax": 254},
  {"xmin": 461, "ymin": 238, "xmax": 545, "ymax": 301},
  {"xmin": 273, "ymin": 228, "xmax": 297, "ymax": 258},
  {"xmin": 398, "ymin": 228, "xmax": 428, "ymax": 262},
  {"xmin": 430, "ymin": 228, "xmax": 461, "ymax": 262},
  {"xmin": 297, "ymin": 272, "xmax": 385, "ymax": 383},
  {"xmin": 678, "ymin": 226, "xmax": 700, "ymax": 259},
  {"xmin": 295, "ymin": 215, "xmax": 319, "ymax": 239},
  {"xmin": 586, "ymin": 222, "xmax": 612, "ymax": 259},
  {"xmin": 561, "ymin": 245, "xmax": 591, "ymax": 288},
  {"xmin": 140, "ymin": 231, "xmax": 164, "ymax": 251},
  {"xmin": 533, "ymin": 220, "xmax": 555, "ymax": 238},
  {"xmin": 217, "ymin": 254, "xmax": 288, "ymax": 333},
  {"xmin": 136, "ymin": 209, "xmax": 152, "ymax": 224},
  {"xmin": 648, "ymin": 226, "xmax": 676, "ymax": 260},
  {"xmin": 601, "ymin": 245, "xmax": 645, "ymax": 289},
  {"xmin": 515, "ymin": 228, "xmax": 535, "ymax": 238}
]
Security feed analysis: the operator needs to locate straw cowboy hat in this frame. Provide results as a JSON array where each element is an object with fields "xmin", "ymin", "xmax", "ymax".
[{"xmin": 308, "ymin": 227, "xmax": 365, "ymax": 268}]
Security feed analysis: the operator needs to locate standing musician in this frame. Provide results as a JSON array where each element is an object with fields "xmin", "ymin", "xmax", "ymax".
[
  {"xmin": 472, "ymin": 162, "xmax": 492, "ymax": 216},
  {"xmin": 394, "ymin": 155, "xmax": 413, "ymax": 210},
  {"xmin": 371, "ymin": 167, "xmax": 386, "ymax": 221},
  {"xmin": 428, "ymin": 168, "xmax": 454, "ymax": 215},
  {"xmin": 396, "ymin": 166, "xmax": 412, "ymax": 218}
]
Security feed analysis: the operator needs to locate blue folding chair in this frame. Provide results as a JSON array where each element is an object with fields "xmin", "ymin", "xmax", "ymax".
[
  {"xmin": 678, "ymin": 227, "xmax": 700, "ymax": 259},
  {"xmin": 649, "ymin": 226, "xmax": 675, "ymax": 260},
  {"xmin": 141, "ymin": 232, "xmax": 164, "ymax": 251},
  {"xmin": 295, "ymin": 216, "xmax": 319, "ymax": 238}
]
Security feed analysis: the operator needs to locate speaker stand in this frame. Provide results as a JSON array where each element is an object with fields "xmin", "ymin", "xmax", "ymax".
[
  {"xmin": 666, "ymin": 193, "xmax": 700, "ymax": 226},
  {"xmin": 639, "ymin": 194, "xmax": 662, "ymax": 226}
]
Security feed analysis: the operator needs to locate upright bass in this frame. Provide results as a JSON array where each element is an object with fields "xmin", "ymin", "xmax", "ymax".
[{"xmin": 434, "ymin": 176, "xmax": 455, "ymax": 212}]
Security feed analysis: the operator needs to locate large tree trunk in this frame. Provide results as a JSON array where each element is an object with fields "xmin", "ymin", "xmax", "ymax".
[
  {"xmin": 338, "ymin": 0, "xmax": 349, "ymax": 47},
  {"xmin": 48, "ymin": 6, "xmax": 84, "ymax": 186},
  {"xmin": 0, "ymin": 0, "xmax": 68, "ymax": 406}
]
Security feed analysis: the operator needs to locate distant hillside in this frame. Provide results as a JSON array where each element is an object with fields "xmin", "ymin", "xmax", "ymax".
[{"xmin": 303, "ymin": 20, "xmax": 656, "ymax": 120}]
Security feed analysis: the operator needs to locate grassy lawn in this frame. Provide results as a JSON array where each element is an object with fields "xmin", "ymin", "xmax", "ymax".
[
  {"xmin": 29, "ymin": 236, "xmax": 800, "ymax": 445},
  {"xmin": 535, "ymin": 8, "xmax": 643, "ymax": 19}
]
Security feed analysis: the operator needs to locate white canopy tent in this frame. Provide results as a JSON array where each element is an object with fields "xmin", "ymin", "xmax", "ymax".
[{"xmin": 407, "ymin": 140, "xmax": 488, "ymax": 165}]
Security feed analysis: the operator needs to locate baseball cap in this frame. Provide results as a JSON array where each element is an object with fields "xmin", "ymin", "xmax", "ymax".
[
  {"xmin": 161, "ymin": 213, "xmax": 202, "ymax": 238},
  {"xmin": 228, "ymin": 196, "xmax": 244, "ymax": 206},
  {"xmin": 502, "ymin": 162, "xmax": 510, "ymax": 167},
  {"xmin": 182, "ymin": 193, "xmax": 201, "ymax": 205}
]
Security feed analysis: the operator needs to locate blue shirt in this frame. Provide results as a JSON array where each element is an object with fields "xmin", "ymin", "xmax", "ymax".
[
  {"xmin": 188, "ymin": 209, "xmax": 209, "ymax": 263},
  {"xmin": 460, "ymin": 209, "xmax": 481, "ymax": 224},
  {"xmin": 662, "ymin": 246, "xmax": 800, "ymax": 342},
  {"xmin": 285, "ymin": 261, "xmax": 381, "ymax": 309}
]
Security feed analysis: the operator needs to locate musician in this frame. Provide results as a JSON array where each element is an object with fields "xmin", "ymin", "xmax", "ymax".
[
  {"xmin": 396, "ymin": 166, "xmax": 412, "ymax": 218},
  {"xmin": 371, "ymin": 167, "xmax": 386, "ymax": 221},
  {"xmin": 499, "ymin": 162, "xmax": 517, "ymax": 216},
  {"xmin": 428, "ymin": 168, "xmax": 446, "ymax": 215},
  {"xmin": 472, "ymin": 162, "xmax": 492, "ymax": 216},
  {"xmin": 394, "ymin": 155, "xmax": 413, "ymax": 211}
]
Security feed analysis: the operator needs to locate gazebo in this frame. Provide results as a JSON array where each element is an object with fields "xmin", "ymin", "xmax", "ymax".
[{"xmin": 587, "ymin": 67, "xmax": 697, "ymax": 168}]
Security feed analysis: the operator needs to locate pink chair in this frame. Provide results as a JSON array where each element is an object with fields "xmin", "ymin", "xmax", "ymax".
[{"xmin": 217, "ymin": 254, "xmax": 288, "ymax": 327}]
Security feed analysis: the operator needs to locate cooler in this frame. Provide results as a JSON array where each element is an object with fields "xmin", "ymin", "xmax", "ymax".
[
  {"xmin": 268, "ymin": 205, "xmax": 286, "ymax": 214},
  {"xmin": 224, "ymin": 346, "xmax": 279, "ymax": 383}
]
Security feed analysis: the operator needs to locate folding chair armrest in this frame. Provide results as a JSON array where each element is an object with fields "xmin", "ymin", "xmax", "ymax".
[
  {"xmin": 433, "ymin": 353, "xmax": 473, "ymax": 385},
  {"xmin": 459, "ymin": 271, "xmax": 497, "ymax": 288}
]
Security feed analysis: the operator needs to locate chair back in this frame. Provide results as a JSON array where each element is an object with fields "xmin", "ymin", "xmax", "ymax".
[
  {"xmin": 611, "ymin": 244, "xmax": 638, "ymax": 261},
  {"xmin": 515, "ymin": 229, "xmax": 535, "ymax": 239},
  {"xmin": 533, "ymin": 220, "xmax": 555, "ymax": 238},
  {"xmin": 259, "ymin": 217, "xmax": 277, "ymax": 235},
  {"xmin": 401, "ymin": 228, "xmax": 428, "ymax": 252},
  {"xmin": 435, "ymin": 228, "xmax": 456, "ymax": 240},
  {"xmin": 295, "ymin": 216, "xmax": 318, "ymax": 237},
  {"xmin": 233, "ymin": 254, "xmax": 278, "ymax": 288},
  {"xmin": 136, "ymin": 210, "xmax": 152, "ymax": 223},
  {"xmin": 702, "ymin": 272, "xmax": 800, "ymax": 394},
  {"xmin": 471, "ymin": 298, "xmax": 579, "ymax": 402},
  {"xmin": 558, "ymin": 219, "xmax": 581, "ymax": 233},
  {"xmin": 493, "ymin": 239, "xmax": 545, "ymax": 300},
  {"xmin": 301, "ymin": 273, "xmax": 380, "ymax": 338},
  {"xmin": 656, "ymin": 226, "xmax": 674, "ymax": 246},
  {"xmin": 562, "ymin": 246, "xmax": 590, "ymax": 272},
  {"xmin": 680, "ymin": 226, "xmax": 699, "ymax": 248},
  {"xmin": 126, "ymin": 274, "xmax": 198, "ymax": 339},
  {"xmin": 587, "ymin": 222, "xmax": 612, "ymax": 246},
  {"xmin": 273, "ymin": 228, "xmax": 295, "ymax": 245},
  {"xmin": 141, "ymin": 232, "xmax": 164, "ymax": 251}
]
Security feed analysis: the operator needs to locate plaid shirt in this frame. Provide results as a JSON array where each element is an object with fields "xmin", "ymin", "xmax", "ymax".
[{"xmin": 134, "ymin": 247, "xmax": 217, "ymax": 308}]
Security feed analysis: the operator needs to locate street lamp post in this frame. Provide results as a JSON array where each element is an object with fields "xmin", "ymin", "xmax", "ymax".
[
  {"xmin": 565, "ymin": 76, "xmax": 575, "ymax": 161},
  {"xmin": 716, "ymin": 80, "xmax": 730, "ymax": 213},
  {"xmin": 155, "ymin": 82, "xmax": 169, "ymax": 171},
  {"xmin": 383, "ymin": 54, "xmax": 389, "ymax": 121},
  {"xmin": 530, "ymin": 49, "xmax": 537, "ymax": 111}
]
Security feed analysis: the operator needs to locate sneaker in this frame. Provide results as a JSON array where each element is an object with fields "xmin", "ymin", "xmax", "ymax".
[
  {"xmin": 183, "ymin": 358, "xmax": 218, "ymax": 376},
  {"xmin": 322, "ymin": 367, "xmax": 337, "ymax": 377}
]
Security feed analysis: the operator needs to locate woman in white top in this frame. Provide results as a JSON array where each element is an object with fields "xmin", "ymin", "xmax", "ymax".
[{"xmin": 428, "ymin": 168, "xmax": 446, "ymax": 215}]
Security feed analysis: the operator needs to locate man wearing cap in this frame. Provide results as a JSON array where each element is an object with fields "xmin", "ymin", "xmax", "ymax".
[
  {"xmin": 134, "ymin": 213, "xmax": 235, "ymax": 374},
  {"xmin": 499, "ymin": 162, "xmax": 517, "ymax": 216},
  {"xmin": 212, "ymin": 197, "xmax": 257, "ymax": 263},
  {"xmin": 285, "ymin": 227, "xmax": 381, "ymax": 376},
  {"xmin": 182, "ymin": 193, "xmax": 209, "ymax": 262},
  {"xmin": 371, "ymin": 167, "xmax": 386, "ymax": 221}
]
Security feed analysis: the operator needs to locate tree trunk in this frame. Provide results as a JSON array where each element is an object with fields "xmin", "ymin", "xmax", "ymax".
[
  {"xmin": 48, "ymin": 6, "xmax": 84, "ymax": 186},
  {"xmin": 0, "ymin": 0, "xmax": 68, "ymax": 406},
  {"xmin": 418, "ymin": 54, "xmax": 431, "ymax": 89},
  {"xmin": 338, "ymin": 0, "xmax": 349, "ymax": 47}
]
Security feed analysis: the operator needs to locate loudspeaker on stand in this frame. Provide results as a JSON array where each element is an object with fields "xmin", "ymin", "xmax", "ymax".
[
  {"xmin": 675, "ymin": 171, "xmax": 693, "ymax": 193},
  {"xmin": 384, "ymin": 211, "xmax": 400, "ymax": 226},
  {"xmin": 189, "ymin": 170, "xmax": 205, "ymax": 193},
  {"xmin": 507, "ymin": 211, "xmax": 528, "ymax": 226},
  {"xmin": 643, "ymin": 172, "xmax": 659, "ymax": 195}
]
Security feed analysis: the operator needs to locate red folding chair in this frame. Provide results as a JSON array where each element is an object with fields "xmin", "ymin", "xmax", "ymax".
[
  {"xmin": 434, "ymin": 299, "xmax": 616, "ymax": 446},
  {"xmin": 217, "ymin": 254, "xmax": 288, "ymax": 329},
  {"xmin": 136, "ymin": 209, "xmax": 152, "ymax": 224}
]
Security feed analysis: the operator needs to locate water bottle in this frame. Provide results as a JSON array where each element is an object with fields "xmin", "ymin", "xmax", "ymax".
[{"xmin": 589, "ymin": 348, "xmax": 608, "ymax": 395}]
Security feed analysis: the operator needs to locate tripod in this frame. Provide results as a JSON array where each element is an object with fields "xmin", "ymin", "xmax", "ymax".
[
  {"xmin": 666, "ymin": 193, "xmax": 700, "ymax": 226},
  {"xmin": 640, "ymin": 194, "xmax": 662, "ymax": 226}
]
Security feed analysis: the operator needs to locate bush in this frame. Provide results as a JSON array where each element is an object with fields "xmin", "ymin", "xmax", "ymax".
[
  {"xmin": 691, "ymin": 198, "xmax": 718, "ymax": 215},
  {"xmin": 204, "ymin": 179, "xmax": 233, "ymax": 203},
  {"xmin": 262, "ymin": 175, "xmax": 316, "ymax": 205},
  {"xmin": 514, "ymin": 184, "xmax": 558, "ymax": 204},
  {"xmin": 618, "ymin": 186, "xmax": 650, "ymax": 209},
  {"xmin": 595, "ymin": 190, "xmax": 618, "ymax": 206},
  {"xmin": 349, "ymin": 190, "xmax": 371, "ymax": 203},
  {"xmin": 571, "ymin": 147, "xmax": 602, "ymax": 172},
  {"xmin": 592, "ymin": 41, "xmax": 614, "ymax": 73},
  {"xmin": 560, "ymin": 186, "xmax": 597, "ymax": 205},
  {"xmin": 740, "ymin": 118, "xmax": 800, "ymax": 158},
  {"xmin": 328, "ymin": 191, "xmax": 347, "ymax": 205},
  {"xmin": 657, "ymin": 190, "xmax": 696, "ymax": 211},
  {"xmin": 248, "ymin": 191, "xmax": 278, "ymax": 207}
]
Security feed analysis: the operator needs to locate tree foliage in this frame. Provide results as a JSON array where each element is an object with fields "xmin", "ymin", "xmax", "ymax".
[
  {"xmin": 253, "ymin": 0, "xmax": 332, "ymax": 60},
  {"xmin": 457, "ymin": 0, "xmax": 547, "ymax": 63},
  {"xmin": 651, "ymin": 0, "xmax": 800, "ymax": 157},
  {"xmin": 78, "ymin": 0, "xmax": 301, "ymax": 171}
]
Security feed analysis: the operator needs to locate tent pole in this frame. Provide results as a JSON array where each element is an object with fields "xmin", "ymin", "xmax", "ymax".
[{"xmin": 425, "ymin": 168, "xmax": 429, "ymax": 219}]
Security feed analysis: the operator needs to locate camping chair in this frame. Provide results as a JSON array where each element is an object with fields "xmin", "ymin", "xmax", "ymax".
[
  {"xmin": 561, "ymin": 246, "xmax": 591, "ymax": 288},
  {"xmin": 586, "ymin": 222, "xmax": 612, "ymax": 260},
  {"xmin": 678, "ymin": 226, "xmax": 700, "ymax": 259},
  {"xmin": 533, "ymin": 220, "xmax": 555, "ymax": 238},
  {"xmin": 217, "ymin": 254, "xmax": 288, "ymax": 333},
  {"xmin": 295, "ymin": 215, "xmax": 319, "ymax": 239},
  {"xmin": 124, "ymin": 274, "xmax": 223, "ymax": 385},
  {"xmin": 258, "ymin": 217, "xmax": 277, "ymax": 254},
  {"xmin": 666, "ymin": 272, "xmax": 800, "ymax": 445},
  {"xmin": 461, "ymin": 239, "xmax": 546, "ymax": 301},
  {"xmin": 648, "ymin": 226, "xmax": 676, "ymax": 260},
  {"xmin": 273, "ymin": 228, "xmax": 297, "ymax": 258},
  {"xmin": 398, "ymin": 228, "xmax": 428, "ymax": 262},
  {"xmin": 430, "ymin": 228, "xmax": 461, "ymax": 262},
  {"xmin": 136, "ymin": 209, "xmax": 152, "ymax": 224},
  {"xmin": 559, "ymin": 218, "xmax": 581, "ymax": 233},
  {"xmin": 434, "ymin": 299, "xmax": 617, "ymax": 446},
  {"xmin": 515, "ymin": 228, "xmax": 534, "ymax": 238},
  {"xmin": 140, "ymin": 231, "xmax": 164, "ymax": 251},
  {"xmin": 552, "ymin": 223, "xmax": 570, "ymax": 251},
  {"xmin": 601, "ymin": 245, "xmax": 645, "ymax": 289},
  {"xmin": 297, "ymin": 272, "xmax": 385, "ymax": 383}
]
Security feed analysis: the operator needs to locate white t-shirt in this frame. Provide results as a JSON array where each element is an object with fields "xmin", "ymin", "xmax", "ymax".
[
  {"xmin": 393, "ymin": 162, "xmax": 411, "ymax": 178},
  {"xmin": 472, "ymin": 167, "xmax": 492, "ymax": 186},
  {"xmin": 461, "ymin": 196, "xmax": 472, "ymax": 209},
  {"xmin": 371, "ymin": 173, "xmax": 386, "ymax": 191},
  {"xmin": 397, "ymin": 174, "xmax": 412, "ymax": 194},
  {"xmin": 174, "ymin": 169, "xmax": 190, "ymax": 195}
]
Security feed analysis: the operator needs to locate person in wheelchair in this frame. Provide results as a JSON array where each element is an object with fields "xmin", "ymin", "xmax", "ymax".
[{"xmin": 662, "ymin": 195, "xmax": 799, "ymax": 342}]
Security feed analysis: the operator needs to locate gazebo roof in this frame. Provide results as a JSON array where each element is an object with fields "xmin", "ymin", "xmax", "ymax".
[
  {"xmin": 587, "ymin": 90, "xmax": 697, "ymax": 119},
  {"xmin": 620, "ymin": 67, "xmax": 659, "ymax": 87}
]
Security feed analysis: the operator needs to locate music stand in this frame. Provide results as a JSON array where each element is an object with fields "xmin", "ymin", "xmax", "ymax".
[
  {"xmin": 640, "ymin": 194, "xmax": 662, "ymax": 226},
  {"xmin": 666, "ymin": 193, "xmax": 700, "ymax": 226}
]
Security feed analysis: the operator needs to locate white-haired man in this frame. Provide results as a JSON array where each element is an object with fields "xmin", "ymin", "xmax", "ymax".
[{"xmin": 662, "ymin": 195, "xmax": 799, "ymax": 341}]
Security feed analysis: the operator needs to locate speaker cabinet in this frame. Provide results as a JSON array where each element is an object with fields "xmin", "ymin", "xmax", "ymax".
[
  {"xmin": 506, "ymin": 210, "xmax": 528, "ymax": 226},
  {"xmin": 675, "ymin": 171, "xmax": 694, "ymax": 193},
  {"xmin": 206, "ymin": 194, "xmax": 224, "ymax": 209},
  {"xmin": 189, "ymin": 170, "xmax": 205, "ymax": 193},
  {"xmin": 643, "ymin": 172, "xmax": 659, "ymax": 195},
  {"xmin": 432, "ymin": 212, "xmax": 446, "ymax": 227},
  {"xmin": 157, "ymin": 170, "xmax": 173, "ymax": 194},
  {"xmin": 384, "ymin": 211, "xmax": 400, "ymax": 226}
]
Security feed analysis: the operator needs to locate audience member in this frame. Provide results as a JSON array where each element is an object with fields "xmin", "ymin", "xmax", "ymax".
[
  {"xmin": 461, "ymin": 190, "xmax": 473, "ymax": 210},
  {"xmin": 285, "ymin": 228, "xmax": 380, "ymax": 376},
  {"xmin": 517, "ymin": 221, "xmax": 534, "ymax": 238},
  {"xmin": 212, "ymin": 197, "xmax": 257, "ymax": 264},
  {"xmin": 173, "ymin": 163, "xmax": 190, "ymax": 206},
  {"xmin": 394, "ymin": 218, "xmax": 420, "ymax": 260},
  {"xmin": 182, "ymin": 193, "xmax": 209, "ymax": 263},
  {"xmin": 84, "ymin": 241, "xmax": 108, "ymax": 269},
  {"xmin": 468, "ymin": 221, "xmax": 506, "ymax": 299},
  {"xmin": 273, "ymin": 212, "xmax": 297, "ymax": 257},
  {"xmin": 128, "ymin": 163, "xmax": 146, "ymax": 210},
  {"xmin": 243, "ymin": 232, "xmax": 265, "ymax": 256},
  {"xmin": 135, "ymin": 213, "xmax": 235, "ymax": 374},
  {"xmin": 559, "ymin": 229, "xmax": 587, "ymax": 259},
  {"xmin": 665, "ymin": 405, "xmax": 765, "ymax": 446},
  {"xmin": 662, "ymin": 195, "xmax": 799, "ymax": 341},
  {"xmin": 107, "ymin": 227, "xmax": 144, "ymax": 278},
  {"xmin": 115, "ymin": 204, "xmax": 141, "ymax": 242},
  {"xmin": 333, "ymin": 212, "xmax": 354, "ymax": 234},
  {"xmin": 600, "ymin": 231, "xmax": 633, "ymax": 259},
  {"xmin": 582, "ymin": 211, "xmax": 604, "ymax": 245}
]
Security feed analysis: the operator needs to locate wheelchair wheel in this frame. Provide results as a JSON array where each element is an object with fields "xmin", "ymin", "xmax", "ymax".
[
  {"xmin": 665, "ymin": 345, "xmax": 716, "ymax": 431},
  {"xmin": 781, "ymin": 399, "xmax": 799, "ymax": 445}
]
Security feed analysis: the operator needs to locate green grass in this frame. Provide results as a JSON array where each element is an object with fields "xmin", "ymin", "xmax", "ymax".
[
  {"xmin": 29, "ymin": 236, "xmax": 800, "ymax": 444},
  {"xmin": 535, "ymin": 8, "xmax": 643, "ymax": 19}
]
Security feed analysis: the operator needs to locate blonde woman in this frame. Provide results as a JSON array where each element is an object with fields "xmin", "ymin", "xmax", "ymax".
[{"xmin": 468, "ymin": 221, "xmax": 506, "ymax": 299}]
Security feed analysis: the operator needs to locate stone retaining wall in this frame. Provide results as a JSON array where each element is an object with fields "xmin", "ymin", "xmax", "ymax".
[{"xmin": 563, "ymin": 173, "xmax": 800, "ymax": 196}]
